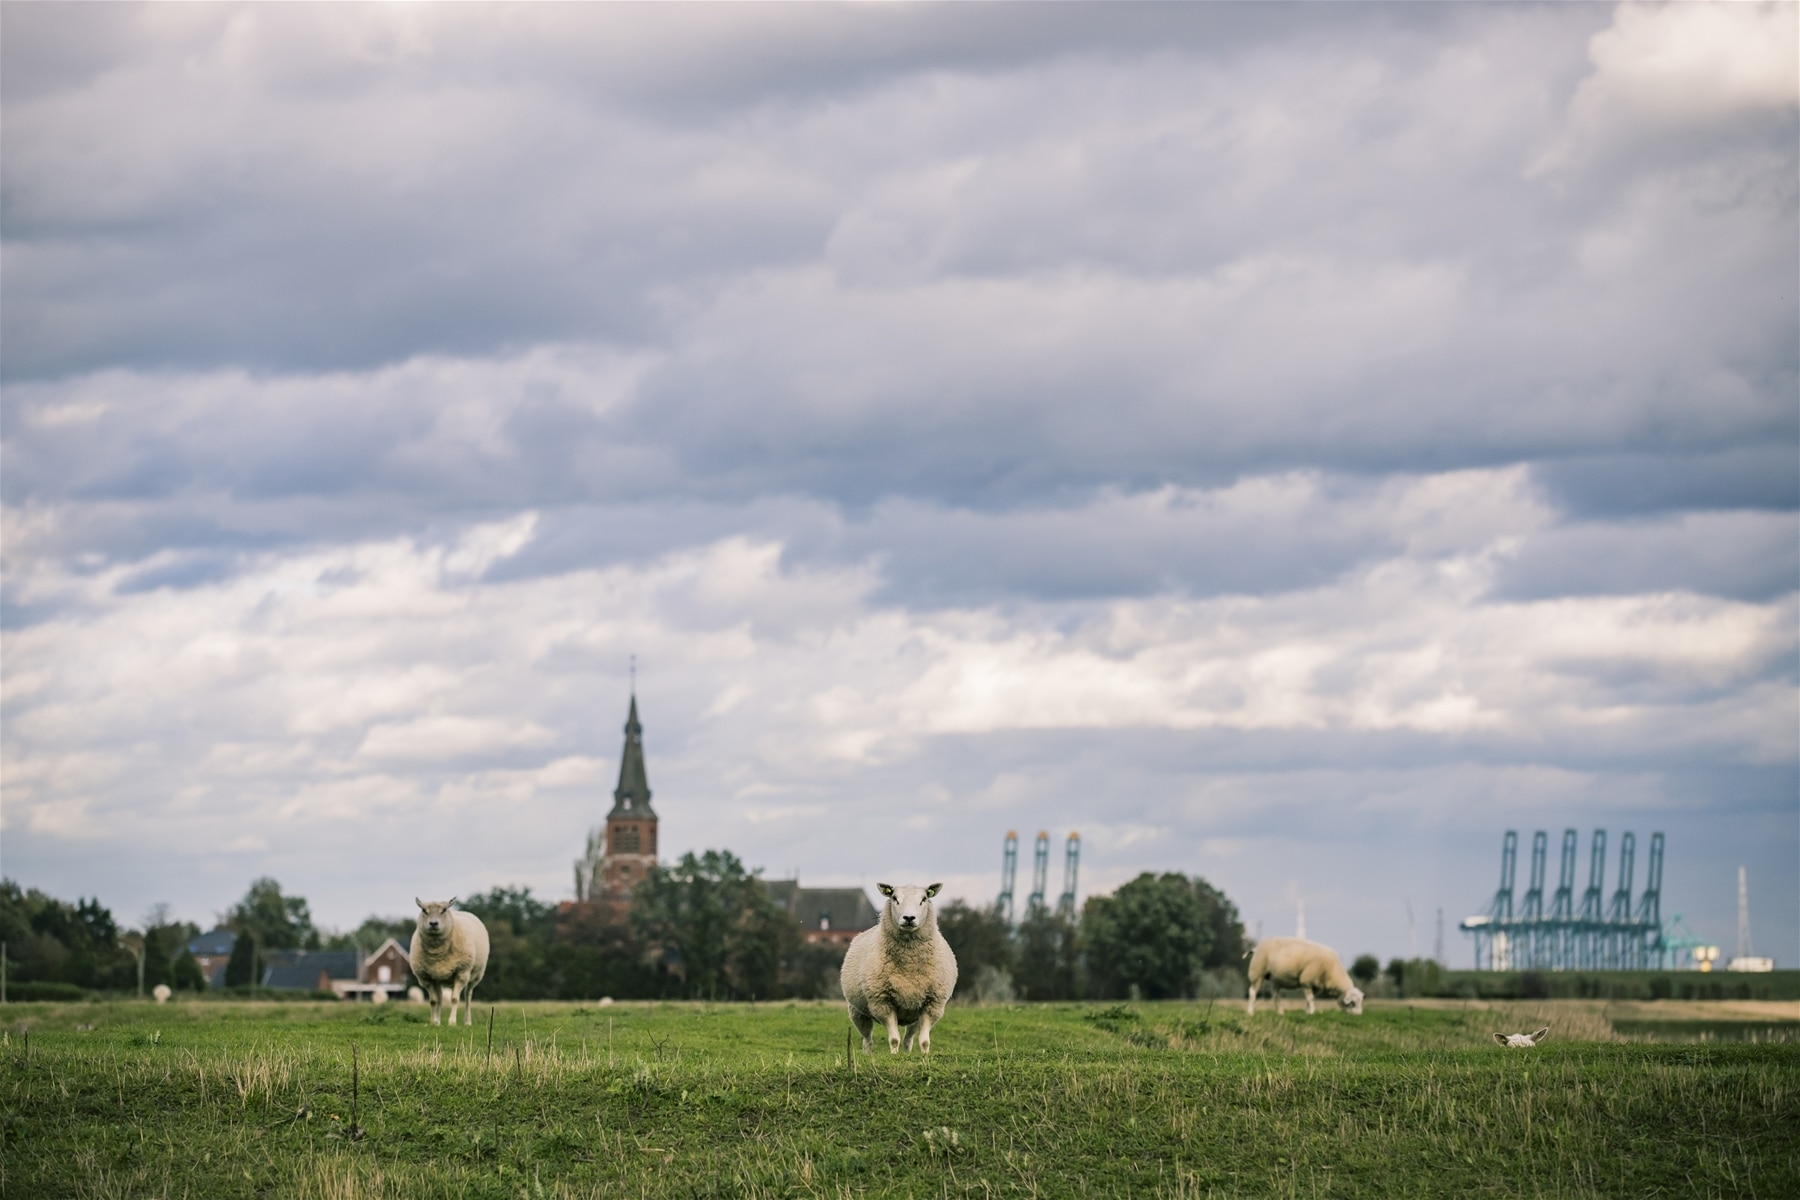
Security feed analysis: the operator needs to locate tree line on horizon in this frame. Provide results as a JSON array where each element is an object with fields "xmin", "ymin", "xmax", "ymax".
[{"xmin": 2, "ymin": 856, "xmax": 1256, "ymax": 1003}]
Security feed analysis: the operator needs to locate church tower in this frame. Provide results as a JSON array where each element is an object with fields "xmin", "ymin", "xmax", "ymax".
[{"xmin": 574, "ymin": 693, "xmax": 660, "ymax": 920}]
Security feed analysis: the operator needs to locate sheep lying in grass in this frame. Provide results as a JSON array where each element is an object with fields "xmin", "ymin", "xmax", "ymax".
[
  {"xmin": 1494, "ymin": 1027, "xmax": 1550, "ymax": 1048},
  {"xmin": 841, "ymin": 882, "xmax": 958, "ymax": 1055},
  {"xmin": 1246, "ymin": 936, "xmax": 1364, "ymax": 1016},
  {"xmin": 410, "ymin": 898, "xmax": 489, "ymax": 1027}
]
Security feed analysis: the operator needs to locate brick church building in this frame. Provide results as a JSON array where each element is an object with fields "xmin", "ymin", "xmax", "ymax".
[
  {"xmin": 573, "ymin": 694, "xmax": 659, "ymax": 923},
  {"xmin": 572, "ymin": 693, "xmax": 876, "ymax": 941}
]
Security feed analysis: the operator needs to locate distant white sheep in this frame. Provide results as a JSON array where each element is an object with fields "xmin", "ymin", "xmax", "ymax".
[
  {"xmin": 1245, "ymin": 936, "xmax": 1364, "ymax": 1016},
  {"xmin": 840, "ymin": 882, "xmax": 958, "ymax": 1054},
  {"xmin": 152, "ymin": 983, "xmax": 172, "ymax": 1005},
  {"xmin": 410, "ymin": 898, "xmax": 490, "ymax": 1027},
  {"xmin": 1494, "ymin": 1027, "xmax": 1549, "ymax": 1048}
]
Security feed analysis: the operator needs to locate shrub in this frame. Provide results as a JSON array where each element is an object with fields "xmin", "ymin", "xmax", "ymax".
[{"xmin": 6, "ymin": 981, "xmax": 87, "ymax": 1002}]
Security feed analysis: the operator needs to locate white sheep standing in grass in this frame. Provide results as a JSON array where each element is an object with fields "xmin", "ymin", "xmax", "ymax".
[
  {"xmin": 410, "ymin": 898, "xmax": 490, "ymax": 1027},
  {"xmin": 841, "ymin": 882, "xmax": 958, "ymax": 1055},
  {"xmin": 1245, "ymin": 936, "xmax": 1365, "ymax": 1016}
]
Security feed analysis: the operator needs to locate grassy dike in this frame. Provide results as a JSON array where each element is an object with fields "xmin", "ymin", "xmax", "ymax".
[{"xmin": 4, "ymin": 997, "xmax": 1795, "ymax": 1199}]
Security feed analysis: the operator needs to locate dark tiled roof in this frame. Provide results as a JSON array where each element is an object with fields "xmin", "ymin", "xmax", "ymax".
[
  {"xmin": 260, "ymin": 951, "xmax": 359, "ymax": 991},
  {"xmin": 606, "ymin": 695, "xmax": 657, "ymax": 819},
  {"xmin": 765, "ymin": 883, "xmax": 878, "ymax": 933},
  {"xmin": 188, "ymin": 929, "xmax": 236, "ymax": 956}
]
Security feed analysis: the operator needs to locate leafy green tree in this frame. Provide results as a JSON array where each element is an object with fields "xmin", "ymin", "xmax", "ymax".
[
  {"xmin": 935, "ymin": 900, "xmax": 1014, "ymax": 1000},
  {"xmin": 1192, "ymin": 878, "xmax": 1249, "ymax": 969},
  {"xmin": 140, "ymin": 904, "xmax": 200, "ymax": 984},
  {"xmin": 1082, "ymin": 872, "xmax": 1220, "ymax": 1000},
  {"xmin": 171, "ymin": 949, "xmax": 208, "ymax": 991},
  {"xmin": 1386, "ymin": 957, "xmax": 1443, "ymax": 999},
  {"xmin": 0, "ymin": 881, "xmax": 134, "ymax": 988},
  {"xmin": 631, "ymin": 850, "xmax": 785, "ymax": 1000},
  {"xmin": 323, "ymin": 915, "xmax": 416, "ymax": 953},
  {"xmin": 552, "ymin": 902, "xmax": 663, "ymax": 1000},
  {"xmin": 779, "ymin": 940, "xmax": 847, "ymax": 1001},
  {"xmin": 460, "ymin": 886, "xmax": 557, "ymax": 999},
  {"xmin": 140, "ymin": 927, "xmax": 174, "ymax": 989},
  {"xmin": 1350, "ymin": 954, "xmax": 1381, "ymax": 987},
  {"xmin": 1014, "ymin": 908, "xmax": 1080, "ymax": 1000},
  {"xmin": 225, "ymin": 878, "xmax": 318, "ymax": 951},
  {"xmin": 223, "ymin": 930, "xmax": 257, "ymax": 987}
]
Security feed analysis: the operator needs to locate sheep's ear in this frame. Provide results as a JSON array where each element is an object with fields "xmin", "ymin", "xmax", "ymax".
[
  {"xmin": 447, "ymin": 896, "xmax": 458, "ymax": 909},
  {"xmin": 1492, "ymin": 1033, "xmax": 1508, "ymax": 1045},
  {"xmin": 925, "ymin": 883, "xmax": 942, "ymax": 898},
  {"xmin": 416, "ymin": 897, "xmax": 426, "ymax": 910},
  {"xmin": 1530, "ymin": 1027, "xmax": 1549, "ymax": 1043},
  {"xmin": 877, "ymin": 883, "xmax": 894, "ymax": 898}
]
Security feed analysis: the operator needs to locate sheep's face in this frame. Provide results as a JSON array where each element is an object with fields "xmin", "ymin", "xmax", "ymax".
[
  {"xmin": 877, "ymin": 883, "xmax": 941, "ymax": 934},
  {"xmin": 415, "ymin": 897, "xmax": 459, "ymax": 939},
  {"xmin": 1339, "ymin": 986, "xmax": 1365, "ymax": 1015}
]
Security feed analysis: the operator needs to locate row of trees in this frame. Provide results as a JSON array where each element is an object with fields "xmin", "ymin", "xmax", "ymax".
[
  {"xmin": 452, "ymin": 858, "xmax": 1250, "ymax": 1003},
  {"xmin": 1, "ymin": 861, "xmax": 1251, "ymax": 1003},
  {"xmin": 0, "ymin": 876, "xmax": 401, "ymax": 996},
  {"xmin": 938, "ymin": 870, "xmax": 1249, "ymax": 1002},
  {"xmin": 459, "ymin": 852, "xmax": 835, "ymax": 1002}
]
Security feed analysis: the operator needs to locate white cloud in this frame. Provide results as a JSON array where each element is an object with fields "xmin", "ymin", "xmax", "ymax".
[
  {"xmin": 2, "ymin": 2, "xmax": 1792, "ymax": 962},
  {"xmin": 356, "ymin": 716, "xmax": 556, "ymax": 763},
  {"xmin": 1582, "ymin": 2, "xmax": 1798, "ymax": 126},
  {"xmin": 1533, "ymin": 1, "xmax": 1798, "ymax": 174}
]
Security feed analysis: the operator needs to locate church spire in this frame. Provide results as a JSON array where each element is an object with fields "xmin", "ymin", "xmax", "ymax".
[{"xmin": 608, "ymin": 692, "xmax": 655, "ymax": 818}]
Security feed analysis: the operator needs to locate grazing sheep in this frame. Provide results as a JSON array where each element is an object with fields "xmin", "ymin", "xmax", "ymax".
[
  {"xmin": 1245, "ymin": 936, "xmax": 1364, "ymax": 1016},
  {"xmin": 152, "ymin": 983, "xmax": 172, "ymax": 1005},
  {"xmin": 410, "ymin": 898, "xmax": 490, "ymax": 1027},
  {"xmin": 841, "ymin": 882, "xmax": 958, "ymax": 1055},
  {"xmin": 1494, "ymin": 1027, "xmax": 1550, "ymax": 1048}
]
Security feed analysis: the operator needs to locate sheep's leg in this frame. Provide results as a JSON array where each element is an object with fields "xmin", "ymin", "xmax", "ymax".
[
  {"xmin": 916, "ymin": 1011, "xmax": 937, "ymax": 1055},
  {"xmin": 446, "ymin": 977, "xmax": 463, "ymax": 1029},
  {"xmin": 1304, "ymin": 988, "xmax": 1316, "ymax": 1016},
  {"xmin": 462, "ymin": 981, "xmax": 477, "ymax": 1026},
  {"xmin": 1275, "ymin": 988, "xmax": 1285, "ymax": 1016},
  {"xmin": 1246, "ymin": 980, "xmax": 1258, "ymax": 1016},
  {"xmin": 851, "ymin": 1009, "xmax": 875, "ymax": 1053},
  {"xmin": 901, "ymin": 1023, "xmax": 917, "ymax": 1052},
  {"xmin": 884, "ymin": 1012, "xmax": 904, "ymax": 1054},
  {"xmin": 428, "ymin": 985, "xmax": 443, "ymax": 1026}
]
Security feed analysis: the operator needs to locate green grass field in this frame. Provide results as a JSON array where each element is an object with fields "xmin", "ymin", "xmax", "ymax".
[{"xmin": 5, "ymin": 996, "xmax": 1795, "ymax": 1198}]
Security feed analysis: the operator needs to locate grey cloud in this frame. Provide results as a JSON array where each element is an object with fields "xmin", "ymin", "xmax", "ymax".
[
  {"xmin": 4, "ymin": 2, "xmax": 1791, "ymax": 542},
  {"xmin": 832, "ymin": 486, "xmax": 1401, "ymax": 607},
  {"xmin": 114, "ymin": 549, "xmax": 243, "ymax": 595},
  {"xmin": 1493, "ymin": 510, "xmax": 1798, "ymax": 603},
  {"xmin": 3, "ymin": 3, "xmax": 1795, "ymax": 966},
  {"xmin": 1533, "ymin": 447, "xmax": 1800, "ymax": 518}
]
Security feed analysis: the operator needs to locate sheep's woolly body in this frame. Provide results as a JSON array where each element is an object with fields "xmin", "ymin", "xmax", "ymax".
[
  {"xmin": 841, "ymin": 883, "xmax": 958, "ymax": 1054},
  {"xmin": 1246, "ymin": 936, "xmax": 1364, "ymax": 1016},
  {"xmin": 410, "ymin": 899, "xmax": 490, "ymax": 1027}
]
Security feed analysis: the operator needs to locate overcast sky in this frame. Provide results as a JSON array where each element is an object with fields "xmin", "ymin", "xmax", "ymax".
[{"xmin": 4, "ymin": 2, "xmax": 1795, "ymax": 968}]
